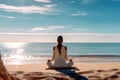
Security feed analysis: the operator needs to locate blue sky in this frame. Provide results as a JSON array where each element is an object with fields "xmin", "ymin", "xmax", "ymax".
[{"xmin": 0, "ymin": 0, "xmax": 120, "ymax": 42}]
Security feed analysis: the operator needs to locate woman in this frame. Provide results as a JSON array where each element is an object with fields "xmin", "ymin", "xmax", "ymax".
[{"xmin": 47, "ymin": 35, "xmax": 73, "ymax": 68}]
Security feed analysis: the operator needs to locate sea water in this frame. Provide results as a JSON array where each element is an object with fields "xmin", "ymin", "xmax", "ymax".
[
  {"xmin": 0, "ymin": 42, "xmax": 120, "ymax": 64},
  {"xmin": 1, "ymin": 42, "xmax": 120, "ymax": 55}
]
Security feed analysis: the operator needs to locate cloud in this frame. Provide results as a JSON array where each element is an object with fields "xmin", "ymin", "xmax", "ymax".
[
  {"xmin": 1, "ymin": 32, "xmax": 120, "ymax": 37},
  {"xmin": 44, "ymin": 4, "xmax": 57, "ymax": 8},
  {"xmin": 30, "ymin": 26, "xmax": 65, "ymax": 31},
  {"xmin": 34, "ymin": 0, "xmax": 51, "ymax": 3},
  {"xmin": 0, "ymin": 4, "xmax": 57, "ymax": 15},
  {"xmin": 0, "ymin": 15, "xmax": 16, "ymax": 19},
  {"xmin": 72, "ymin": 28, "xmax": 89, "ymax": 31},
  {"xmin": 0, "ymin": 33, "xmax": 120, "ymax": 42},
  {"xmin": 71, "ymin": 12, "xmax": 88, "ymax": 16},
  {"xmin": 0, "ymin": 32, "xmax": 120, "ymax": 36}
]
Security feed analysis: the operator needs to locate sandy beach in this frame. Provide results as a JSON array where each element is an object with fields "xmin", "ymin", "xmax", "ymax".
[{"xmin": 5, "ymin": 62, "xmax": 120, "ymax": 80}]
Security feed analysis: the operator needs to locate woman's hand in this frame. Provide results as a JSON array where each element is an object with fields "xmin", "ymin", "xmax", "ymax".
[
  {"xmin": 48, "ymin": 59, "xmax": 52, "ymax": 62},
  {"xmin": 69, "ymin": 59, "xmax": 73, "ymax": 62}
]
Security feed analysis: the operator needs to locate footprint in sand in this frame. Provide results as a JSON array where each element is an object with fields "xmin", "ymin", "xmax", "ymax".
[{"xmin": 107, "ymin": 75, "xmax": 119, "ymax": 80}]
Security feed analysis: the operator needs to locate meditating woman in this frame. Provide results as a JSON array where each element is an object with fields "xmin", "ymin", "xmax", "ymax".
[{"xmin": 47, "ymin": 35, "xmax": 73, "ymax": 68}]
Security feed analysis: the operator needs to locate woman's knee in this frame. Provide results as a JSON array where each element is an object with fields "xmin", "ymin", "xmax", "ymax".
[
  {"xmin": 47, "ymin": 62, "xmax": 52, "ymax": 67},
  {"xmin": 67, "ymin": 62, "xmax": 74, "ymax": 67}
]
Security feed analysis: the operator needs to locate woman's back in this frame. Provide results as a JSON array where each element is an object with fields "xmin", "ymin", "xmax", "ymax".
[
  {"xmin": 53, "ymin": 46, "xmax": 67, "ymax": 67},
  {"xmin": 54, "ymin": 46, "xmax": 67, "ymax": 60}
]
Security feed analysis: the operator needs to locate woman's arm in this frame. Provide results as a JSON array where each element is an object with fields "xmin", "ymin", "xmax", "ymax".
[
  {"xmin": 64, "ymin": 46, "xmax": 69, "ymax": 60},
  {"xmin": 65, "ymin": 46, "xmax": 73, "ymax": 62},
  {"xmin": 50, "ymin": 47, "xmax": 55, "ymax": 61},
  {"xmin": 48, "ymin": 47, "xmax": 55, "ymax": 62}
]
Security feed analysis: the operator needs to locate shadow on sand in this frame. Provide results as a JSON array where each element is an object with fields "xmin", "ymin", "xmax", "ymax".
[{"xmin": 55, "ymin": 68, "xmax": 88, "ymax": 80}]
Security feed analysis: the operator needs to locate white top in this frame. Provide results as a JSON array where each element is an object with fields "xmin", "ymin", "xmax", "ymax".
[{"xmin": 52, "ymin": 46, "xmax": 68, "ymax": 67}]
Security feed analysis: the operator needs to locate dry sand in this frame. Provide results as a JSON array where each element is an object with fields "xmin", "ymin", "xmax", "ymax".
[{"xmin": 5, "ymin": 62, "xmax": 120, "ymax": 80}]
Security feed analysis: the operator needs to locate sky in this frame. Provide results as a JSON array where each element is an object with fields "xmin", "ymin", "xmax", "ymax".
[{"xmin": 0, "ymin": 0, "xmax": 120, "ymax": 42}]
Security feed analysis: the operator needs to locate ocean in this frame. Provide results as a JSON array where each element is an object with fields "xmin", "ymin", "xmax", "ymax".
[
  {"xmin": 1, "ymin": 42, "xmax": 120, "ymax": 55},
  {"xmin": 0, "ymin": 42, "xmax": 120, "ymax": 64}
]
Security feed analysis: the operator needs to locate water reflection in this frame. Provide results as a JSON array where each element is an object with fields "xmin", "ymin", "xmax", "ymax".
[
  {"xmin": 2, "ymin": 42, "xmax": 26, "ymax": 65},
  {"xmin": 6, "ymin": 49, "xmax": 25, "ymax": 65},
  {"xmin": 3, "ymin": 42, "xmax": 26, "ymax": 49}
]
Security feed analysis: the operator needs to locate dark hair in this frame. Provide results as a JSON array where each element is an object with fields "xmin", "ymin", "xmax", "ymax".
[{"xmin": 57, "ymin": 35, "xmax": 63, "ymax": 41}]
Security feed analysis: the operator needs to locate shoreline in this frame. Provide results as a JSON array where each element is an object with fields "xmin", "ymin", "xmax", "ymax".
[{"xmin": 2, "ymin": 55, "xmax": 120, "ymax": 65}]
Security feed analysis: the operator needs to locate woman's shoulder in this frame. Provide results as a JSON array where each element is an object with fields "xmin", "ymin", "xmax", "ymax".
[
  {"xmin": 64, "ymin": 46, "xmax": 67, "ymax": 51},
  {"xmin": 53, "ymin": 46, "xmax": 56, "ymax": 50}
]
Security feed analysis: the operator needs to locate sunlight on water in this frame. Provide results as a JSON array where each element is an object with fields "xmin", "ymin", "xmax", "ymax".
[
  {"xmin": 16, "ymin": 49, "xmax": 24, "ymax": 55},
  {"xmin": 2, "ymin": 42, "xmax": 26, "ymax": 64},
  {"xmin": 7, "ymin": 49, "xmax": 25, "ymax": 65},
  {"xmin": 2, "ymin": 42, "xmax": 26, "ymax": 48},
  {"xmin": 9, "ymin": 55, "xmax": 24, "ymax": 65}
]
